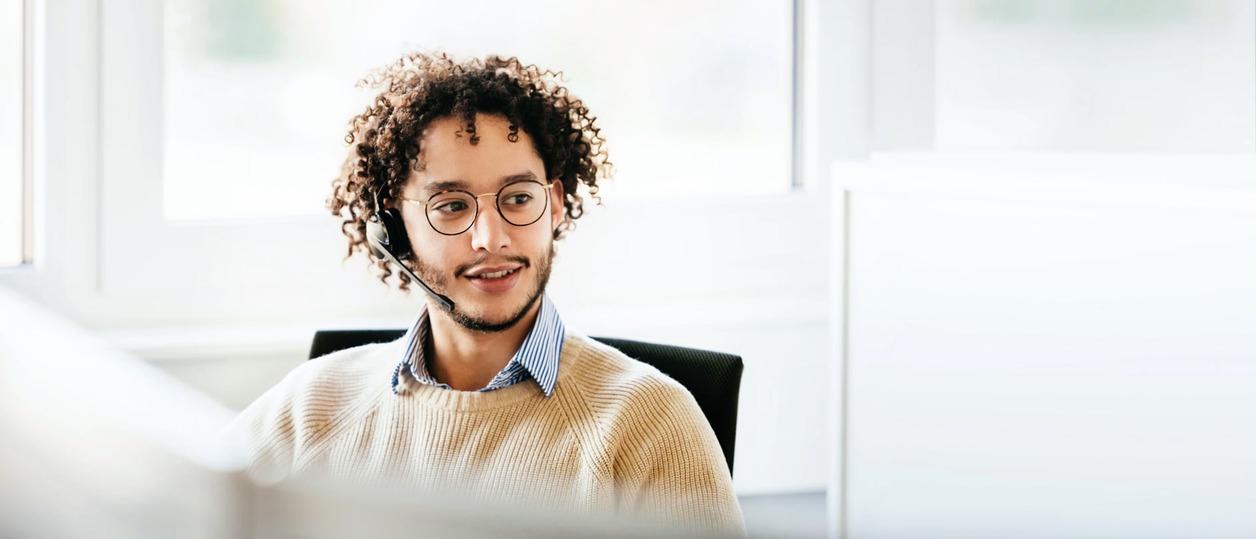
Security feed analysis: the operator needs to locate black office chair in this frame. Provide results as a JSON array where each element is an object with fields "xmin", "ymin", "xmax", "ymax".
[{"xmin": 309, "ymin": 330, "xmax": 744, "ymax": 475}]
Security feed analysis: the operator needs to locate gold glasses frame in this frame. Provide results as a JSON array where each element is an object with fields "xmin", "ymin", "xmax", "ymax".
[{"xmin": 397, "ymin": 180, "xmax": 556, "ymax": 236}]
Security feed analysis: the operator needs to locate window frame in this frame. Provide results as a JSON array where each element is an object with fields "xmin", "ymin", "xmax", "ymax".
[
  {"xmin": 1, "ymin": 0, "xmax": 34, "ymax": 269},
  {"xmin": 1, "ymin": 0, "xmax": 831, "ymax": 334},
  {"xmin": 19, "ymin": 0, "xmax": 34, "ymax": 267}
]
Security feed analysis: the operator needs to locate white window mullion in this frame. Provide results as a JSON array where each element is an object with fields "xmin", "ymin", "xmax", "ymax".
[
  {"xmin": 99, "ymin": 0, "xmax": 163, "ymax": 295},
  {"xmin": 0, "ymin": 0, "xmax": 105, "ymax": 317}
]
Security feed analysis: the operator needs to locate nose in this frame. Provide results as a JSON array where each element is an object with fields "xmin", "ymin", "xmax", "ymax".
[{"xmin": 468, "ymin": 200, "xmax": 512, "ymax": 253}]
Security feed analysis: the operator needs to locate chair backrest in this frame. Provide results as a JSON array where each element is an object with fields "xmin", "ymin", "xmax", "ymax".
[{"xmin": 309, "ymin": 330, "xmax": 743, "ymax": 474}]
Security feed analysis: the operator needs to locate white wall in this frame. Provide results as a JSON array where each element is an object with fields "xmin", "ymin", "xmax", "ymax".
[{"xmin": 835, "ymin": 159, "xmax": 1256, "ymax": 538}]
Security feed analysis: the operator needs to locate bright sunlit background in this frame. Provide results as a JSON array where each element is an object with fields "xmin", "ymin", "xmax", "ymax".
[
  {"xmin": 935, "ymin": 1, "xmax": 1255, "ymax": 152},
  {"xmin": 3, "ymin": 1, "xmax": 1256, "ymax": 538},
  {"xmin": 163, "ymin": 0, "xmax": 793, "ymax": 220}
]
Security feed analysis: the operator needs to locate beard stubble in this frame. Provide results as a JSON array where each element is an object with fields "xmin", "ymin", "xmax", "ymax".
[{"xmin": 406, "ymin": 243, "xmax": 555, "ymax": 334}]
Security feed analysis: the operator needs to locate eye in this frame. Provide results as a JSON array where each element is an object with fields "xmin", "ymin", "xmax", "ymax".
[
  {"xmin": 501, "ymin": 192, "xmax": 534, "ymax": 206},
  {"xmin": 431, "ymin": 199, "xmax": 471, "ymax": 214}
]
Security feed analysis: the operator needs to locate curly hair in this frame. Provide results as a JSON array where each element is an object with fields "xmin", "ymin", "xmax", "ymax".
[{"xmin": 326, "ymin": 51, "xmax": 612, "ymax": 292}]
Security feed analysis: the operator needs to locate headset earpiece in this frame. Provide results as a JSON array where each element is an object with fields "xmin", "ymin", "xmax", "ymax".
[
  {"xmin": 364, "ymin": 194, "xmax": 454, "ymax": 310},
  {"xmin": 366, "ymin": 207, "xmax": 413, "ymax": 261}
]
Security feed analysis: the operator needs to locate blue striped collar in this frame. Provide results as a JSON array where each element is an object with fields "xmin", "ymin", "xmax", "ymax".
[{"xmin": 390, "ymin": 295, "xmax": 565, "ymax": 397}]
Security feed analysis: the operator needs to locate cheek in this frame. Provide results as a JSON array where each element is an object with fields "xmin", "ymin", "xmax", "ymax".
[
  {"xmin": 417, "ymin": 234, "xmax": 463, "ymax": 261},
  {"xmin": 405, "ymin": 220, "xmax": 460, "ymax": 261},
  {"xmin": 523, "ymin": 228, "xmax": 555, "ymax": 255}
]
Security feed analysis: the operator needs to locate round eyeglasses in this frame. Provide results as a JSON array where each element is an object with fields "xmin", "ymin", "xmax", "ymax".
[{"xmin": 398, "ymin": 180, "xmax": 555, "ymax": 236}]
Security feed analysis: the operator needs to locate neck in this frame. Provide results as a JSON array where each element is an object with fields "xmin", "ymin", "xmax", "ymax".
[{"xmin": 425, "ymin": 297, "xmax": 543, "ymax": 391}]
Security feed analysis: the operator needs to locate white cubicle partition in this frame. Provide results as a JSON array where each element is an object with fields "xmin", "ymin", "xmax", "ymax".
[
  {"xmin": 0, "ymin": 286, "xmax": 248, "ymax": 537},
  {"xmin": 833, "ymin": 158, "xmax": 1256, "ymax": 539}
]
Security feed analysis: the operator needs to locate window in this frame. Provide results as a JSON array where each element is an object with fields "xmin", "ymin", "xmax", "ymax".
[
  {"xmin": 163, "ymin": 0, "xmax": 795, "ymax": 220},
  {"xmin": 935, "ymin": 0, "xmax": 1255, "ymax": 153},
  {"xmin": 0, "ymin": 0, "xmax": 26, "ymax": 267},
  {"xmin": 91, "ymin": 0, "xmax": 821, "ymax": 327},
  {"xmin": 872, "ymin": 0, "xmax": 1256, "ymax": 154}
]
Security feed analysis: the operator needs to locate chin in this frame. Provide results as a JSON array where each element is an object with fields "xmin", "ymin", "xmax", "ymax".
[{"xmin": 447, "ymin": 288, "xmax": 543, "ymax": 334}]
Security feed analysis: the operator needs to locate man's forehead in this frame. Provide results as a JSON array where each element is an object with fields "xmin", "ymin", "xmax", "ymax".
[
  {"xmin": 417, "ymin": 171, "xmax": 540, "ymax": 194},
  {"xmin": 417, "ymin": 114, "xmax": 517, "ymax": 152},
  {"xmin": 411, "ymin": 115, "xmax": 545, "ymax": 192},
  {"xmin": 418, "ymin": 115, "xmax": 476, "ymax": 144}
]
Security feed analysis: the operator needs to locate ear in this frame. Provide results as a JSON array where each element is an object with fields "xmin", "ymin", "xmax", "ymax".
[{"xmin": 549, "ymin": 180, "xmax": 565, "ymax": 230}]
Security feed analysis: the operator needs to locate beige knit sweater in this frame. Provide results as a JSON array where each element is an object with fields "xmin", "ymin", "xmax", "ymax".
[{"xmin": 229, "ymin": 330, "xmax": 745, "ymax": 535}]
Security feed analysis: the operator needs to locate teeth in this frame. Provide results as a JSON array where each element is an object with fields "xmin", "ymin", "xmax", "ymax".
[{"xmin": 477, "ymin": 268, "xmax": 514, "ymax": 279}]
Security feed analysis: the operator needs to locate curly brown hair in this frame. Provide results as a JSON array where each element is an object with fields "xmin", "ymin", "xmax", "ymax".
[{"xmin": 326, "ymin": 51, "xmax": 612, "ymax": 292}]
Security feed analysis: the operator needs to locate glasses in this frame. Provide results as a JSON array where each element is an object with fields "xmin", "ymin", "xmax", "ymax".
[{"xmin": 398, "ymin": 180, "xmax": 555, "ymax": 236}]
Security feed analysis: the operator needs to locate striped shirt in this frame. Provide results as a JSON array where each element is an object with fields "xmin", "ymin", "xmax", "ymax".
[{"xmin": 391, "ymin": 295, "xmax": 565, "ymax": 397}]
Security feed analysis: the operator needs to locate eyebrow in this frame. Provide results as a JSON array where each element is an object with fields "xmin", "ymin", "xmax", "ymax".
[{"xmin": 422, "ymin": 171, "xmax": 538, "ymax": 195}]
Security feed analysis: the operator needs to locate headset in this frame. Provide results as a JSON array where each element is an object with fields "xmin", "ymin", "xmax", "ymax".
[{"xmin": 364, "ymin": 191, "xmax": 456, "ymax": 312}]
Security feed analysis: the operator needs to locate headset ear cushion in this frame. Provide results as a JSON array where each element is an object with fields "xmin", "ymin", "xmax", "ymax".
[{"xmin": 366, "ymin": 208, "xmax": 413, "ymax": 261}]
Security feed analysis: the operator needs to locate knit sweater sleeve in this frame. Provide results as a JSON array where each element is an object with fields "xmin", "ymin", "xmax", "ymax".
[
  {"xmin": 610, "ymin": 375, "xmax": 746, "ymax": 536},
  {"xmin": 222, "ymin": 346, "xmax": 388, "ymax": 484},
  {"xmin": 223, "ymin": 369, "xmax": 300, "ymax": 484}
]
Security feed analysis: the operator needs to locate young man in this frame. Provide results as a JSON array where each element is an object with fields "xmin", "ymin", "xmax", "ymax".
[{"xmin": 228, "ymin": 52, "xmax": 744, "ymax": 534}]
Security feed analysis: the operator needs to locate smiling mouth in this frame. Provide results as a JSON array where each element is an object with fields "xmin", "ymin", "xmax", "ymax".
[
  {"xmin": 458, "ymin": 256, "xmax": 531, "ymax": 280},
  {"xmin": 469, "ymin": 267, "xmax": 521, "ymax": 280}
]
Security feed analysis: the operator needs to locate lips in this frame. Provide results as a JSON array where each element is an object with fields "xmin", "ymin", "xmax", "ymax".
[
  {"xmin": 464, "ymin": 265, "xmax": 523, "ymax": 294},
  {"xmin": 470, "ymin": 267, "xmax": 520, "ymax": 280},
  {"xmin": 464, "ymin": 264, "xmax": 523, "ymax": 279}
]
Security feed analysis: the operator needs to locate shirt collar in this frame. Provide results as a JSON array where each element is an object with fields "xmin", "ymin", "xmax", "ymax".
[{"xmin": 391, "ymin": 294, "xmax": 565, "ymax": 397}]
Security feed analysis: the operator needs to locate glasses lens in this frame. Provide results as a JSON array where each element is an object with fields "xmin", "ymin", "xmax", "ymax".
[
  {"xmin": 425, "ymin": 191, "xmax": 477, "ymax": 235},
  {"xmin": 497, "ymin": 181, "xmax": 548, "ymax": 226}
]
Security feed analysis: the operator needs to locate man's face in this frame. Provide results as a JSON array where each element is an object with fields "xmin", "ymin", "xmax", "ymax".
[{"xmin": 397, "ymin": 113, "xmax": 563, "ymax": 332}]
